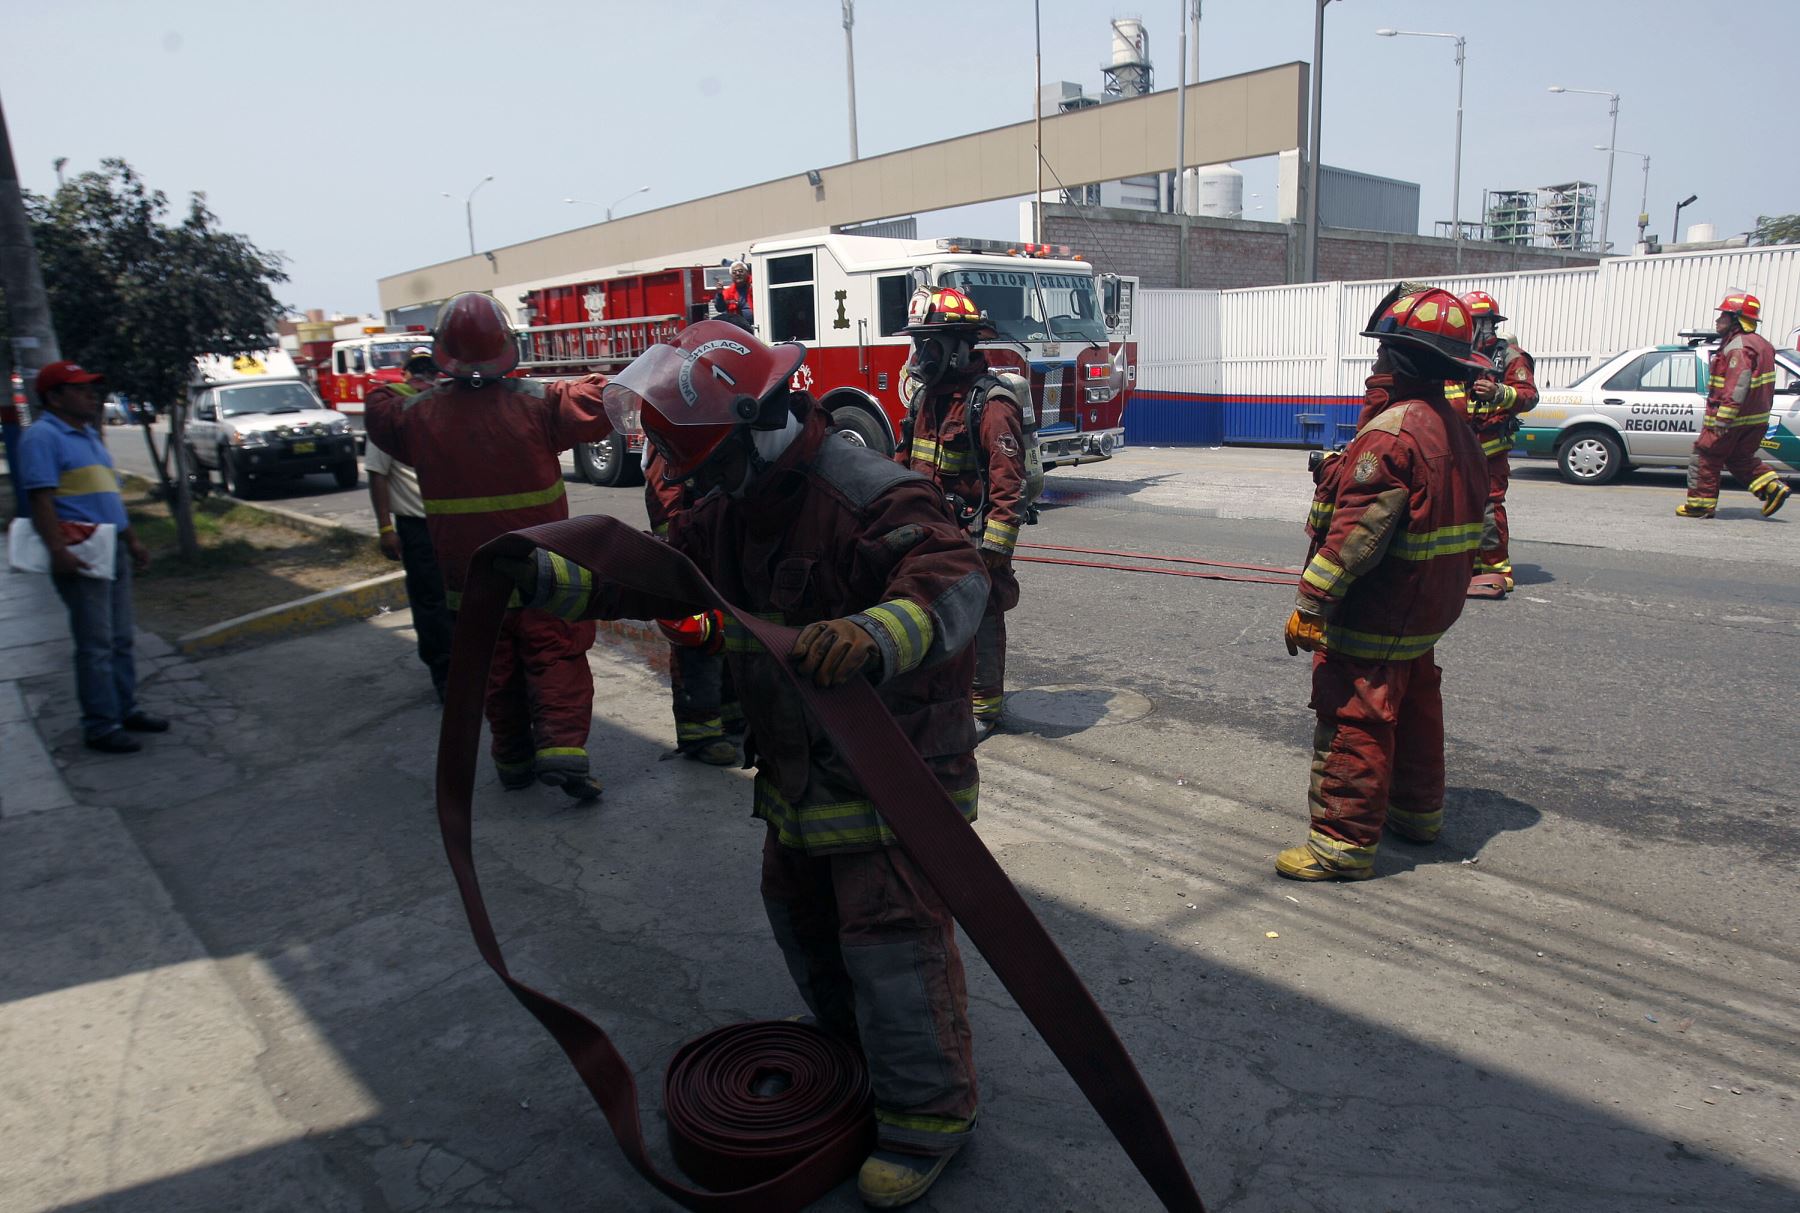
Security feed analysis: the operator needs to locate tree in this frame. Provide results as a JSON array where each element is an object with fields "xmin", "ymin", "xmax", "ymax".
[
  {"xmin": 1750, "ymin": 213, "xmax": 1800, "ymax": 247},
  {"xmin": 12, "ymin": 160, "xmax": 287, "ymax": 557}
]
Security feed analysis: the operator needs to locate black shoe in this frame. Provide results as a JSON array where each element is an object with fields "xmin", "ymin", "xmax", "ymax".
[
  {"xmin": 86, "ymin": 730, "xmax": 142, "ymax": 754},
  {"xmin": 539, "ymin": 770, "xmax": 604, "ymax": 802},
  {"xmin": 122, "ymin": 711, "xmax": 170, "ymax": 733}
]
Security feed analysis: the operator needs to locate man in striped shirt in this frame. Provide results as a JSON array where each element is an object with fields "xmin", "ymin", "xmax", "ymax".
[{"xmin": 18, "ymin": 361, "xmax": 167, "ymax": 753}]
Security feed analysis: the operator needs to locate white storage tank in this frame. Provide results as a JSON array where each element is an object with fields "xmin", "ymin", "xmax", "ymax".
[
  {"xmin": 1184, "ymin": 163, "xmax": 1244, "ymax": 218},
  {"xmin": 1111, "ymin": 17, "xmax": 1149, "ymax": 68}
]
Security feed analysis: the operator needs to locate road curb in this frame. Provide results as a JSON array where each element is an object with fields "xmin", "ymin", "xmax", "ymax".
[
  {"xmin": 177, "ymin": 571, "xmax": 409, "ymax": 657},
  {"xmin": 119, "ymin": 472, "xmax": 360, "ymax": 541}
]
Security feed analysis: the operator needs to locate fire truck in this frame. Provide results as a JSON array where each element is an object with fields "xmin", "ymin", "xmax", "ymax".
[
  {"xmin": 316, "ymin": 327, "xmax": 434, "ymax": 431},
  {"xmin": 516, "ymin": 233, "xmax": 1139, "ymax": 486}
]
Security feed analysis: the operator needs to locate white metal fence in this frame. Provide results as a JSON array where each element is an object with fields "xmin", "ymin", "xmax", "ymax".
[{"xmin": 1143, "ymin": 245, "xmax": 1800, "ymax": 398}]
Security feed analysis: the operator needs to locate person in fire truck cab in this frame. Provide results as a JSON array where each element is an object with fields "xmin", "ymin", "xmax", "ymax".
[
  {"xmin": 1677, "ymin": 292, "xmax": 1791, "ymax": 519},
  {"xmin": 1280, "ymin": 284, "xmax": 1489, "ymax": 882},
  {"xmin": 708, "ymin": 259, "xmax": 754, "ymax": 330},
  {"xmin": 494, "ymin": 321, "xmax": 992, "ymax": 1207},
  {"xmin": 364, "ymin": 292, "xmax": 614, "ymax": 801},
  {"xmin": 893, "ymin": 285, "xmax": 1028, "ymax": 742},
  {"xmin": 643, "ymin": 445, "xmax": 742, "ymax": 766},
  {"xmin": 1447, "ymin": 290, "xmax": 1536, "ymax": 592}
]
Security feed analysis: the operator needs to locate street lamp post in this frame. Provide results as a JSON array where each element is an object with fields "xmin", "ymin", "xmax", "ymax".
[
  {"xmin": 563, "ymin": 186, "xmax": 650, "ymax": 222},
  {"xmin": 1303, "ymin": 0, "xmax": 1341, "ymax": 282},
  {"xmin": 1377, "ymin": 28, "xmax": 1465, "ymax": 270},
  {"xmin": 443, "ymin": 175, "xmax": 494, "ymax": 256},
  {"xmin": 1548, "ymin": 85, "xmax": 1619, "ymax": 255},
  {"xmin": 1600, "ymin": 145, "xmax": 1650, "ymax": 246}
]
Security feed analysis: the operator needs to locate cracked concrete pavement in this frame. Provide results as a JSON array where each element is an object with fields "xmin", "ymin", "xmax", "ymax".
[{"xmin": 3, "ymin": 444, "xmax": 1797, "ymax": 1212}]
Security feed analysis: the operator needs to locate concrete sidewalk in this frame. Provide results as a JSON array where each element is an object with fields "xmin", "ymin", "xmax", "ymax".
[{"xmin": 3, "ymin": 560, "xmax": 1797, "ymax": 1212}]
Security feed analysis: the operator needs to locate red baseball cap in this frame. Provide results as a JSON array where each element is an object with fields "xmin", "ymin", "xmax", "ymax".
[{"xmin": 35, "ymin": 361, "xmax": 106, "ymax": 395}]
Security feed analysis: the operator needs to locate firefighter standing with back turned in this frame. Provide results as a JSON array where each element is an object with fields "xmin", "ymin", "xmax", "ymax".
[
  {"xmin": 497, "ymin": 322, "xmax": 991, "ymax": 1207},
  {"xmin": 365, "ymin": 293, "xmax": 614, "ymax": 801},
  {"xmin": 1677, "ymin": 292, "xmax": 1792, "ymax": 519},
  {"xmin": 892, "ymin": 286, "xmax": 1028, "ymax": 740},
  {"xmin": 1447, "ymin": 290, "xmax": 1537, "ymax": 592},
  {"xmin": 1280, "ymin": 285, "xmax": 1489, "ymax": 881}
]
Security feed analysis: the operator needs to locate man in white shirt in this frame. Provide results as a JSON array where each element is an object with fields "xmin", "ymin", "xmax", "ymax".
[{"xmin": 365, "ymin": 350, "xmax": 453, "ymax": 699}]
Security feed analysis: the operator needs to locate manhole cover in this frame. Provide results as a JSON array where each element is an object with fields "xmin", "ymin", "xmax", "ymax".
[{"xmin": 1004, "ymin": 684, "xmax": 1153, "ymax": 730}]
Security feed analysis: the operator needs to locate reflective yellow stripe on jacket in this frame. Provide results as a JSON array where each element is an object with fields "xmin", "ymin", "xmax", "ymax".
[
  {"xmin": 1388, "ymin": 521, "xmax": 1483, "ymax": 562},
  {"xmin": 1322, "ymin": 624, "xmax": 1444, "ymax": 662},
  {"xmin": 423, "ymin": 479, "xmax": 567, "ymax": 516}
]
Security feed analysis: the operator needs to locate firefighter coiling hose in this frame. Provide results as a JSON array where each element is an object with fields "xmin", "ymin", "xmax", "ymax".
[{"xmin": 435, "ymin": 323, "xmax": 1205, "ymax": 1212}]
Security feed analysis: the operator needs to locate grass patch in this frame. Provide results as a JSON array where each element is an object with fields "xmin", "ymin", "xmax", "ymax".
[{"xmin": 124, "ymin": 489, "xmax": 393, "ymax": 638}]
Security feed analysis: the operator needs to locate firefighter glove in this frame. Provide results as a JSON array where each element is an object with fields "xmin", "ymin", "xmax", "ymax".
[
  {"xmin": 791, "ymin": 617, "xmax": 881, "ymax": 687},
  {"xmin": 1284, "ymin": 609, "xmax": 1327, "ymax": 656}
]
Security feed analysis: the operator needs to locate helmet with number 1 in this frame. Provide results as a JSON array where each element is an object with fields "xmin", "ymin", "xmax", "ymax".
[
  {"xmin": 602, "ymin": 320, "xmax": 805, "ymax": 482},
  {"xmin": 1717, "ymin": 291, "xmax": 1761, "ymax": 328},
  {"xmin": 432, "ymin": 292, "xmax": 518, "ymax": 383},
  {"xmin": 1361, "ymin": 283, "xmax": 1491, "ymax": 374}
]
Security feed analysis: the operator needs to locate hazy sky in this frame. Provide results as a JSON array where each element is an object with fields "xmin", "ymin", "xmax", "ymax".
[{"xmin": 6, "ymin": 0, "xmax": 1793, "ymax": 315}]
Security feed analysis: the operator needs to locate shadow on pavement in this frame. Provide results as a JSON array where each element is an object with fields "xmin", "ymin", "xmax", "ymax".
[{"xmin": 8, "ymin": 620, "xmax": 1797, "ymax": 1212}]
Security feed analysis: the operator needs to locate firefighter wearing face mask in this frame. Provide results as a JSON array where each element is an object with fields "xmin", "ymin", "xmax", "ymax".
[
  {"xmin": 365, "ymin": 292, "xmax": 613, "ymax": 801},
  {"xmin": 1678, "ymin": 292, "xmax": 1791, "ymax": 519},
  {"xmin": 892, "ymin": 286, "xmax": 1028, "ymax": 741},
  {"xmin": 1279, "ymin": 284, "xmax": 1489, "ymax": 882},
  {"xmin": 495, "ymin": 322, "xmax": 992, "ymax": 1206},
  {"xmin": 1445, "ymin": 291, "xmax": 1537, "ymax": 591}
]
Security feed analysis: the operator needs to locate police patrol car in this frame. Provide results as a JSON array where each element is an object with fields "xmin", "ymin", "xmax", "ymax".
[{"xmin": 1516, "ymin": 335, "xmax": 1800, "ymax": 485}]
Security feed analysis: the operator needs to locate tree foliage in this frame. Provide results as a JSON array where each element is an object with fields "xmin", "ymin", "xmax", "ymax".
[
  {"xmin": 1750, "ymin": 213, "xmax": 1800, "ymax": 247},
  {"xmin": 24, "ymin": 159, "xmax": 287, "ymax": 410}
]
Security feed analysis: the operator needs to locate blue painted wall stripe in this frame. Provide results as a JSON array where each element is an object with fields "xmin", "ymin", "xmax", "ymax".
[{"xmin": 1126, "ymin": 391, "xmax": 1365, "ymax": 448}]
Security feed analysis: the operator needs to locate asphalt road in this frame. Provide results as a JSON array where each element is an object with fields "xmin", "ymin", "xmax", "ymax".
[{"xmin": 37, "ymin": 425, "xmax": 1798, "ymax": 1209}]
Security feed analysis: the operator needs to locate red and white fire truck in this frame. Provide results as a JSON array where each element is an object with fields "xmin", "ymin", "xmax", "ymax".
[
  {"xmin": 515, "ymin": 233, "xmax": 1139, "ymax": 486},
  {"xmin": 316, "ymin": 327, "xmax": 434, "ymax": 430}
]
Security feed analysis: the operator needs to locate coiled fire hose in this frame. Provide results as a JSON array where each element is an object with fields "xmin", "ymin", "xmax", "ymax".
[{"xmin": 437, "ymin": 515, "xmax": 1206, "ymax": 1211}]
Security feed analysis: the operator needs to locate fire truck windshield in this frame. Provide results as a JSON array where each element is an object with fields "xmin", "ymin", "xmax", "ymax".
[
  {"xmin": 939, "ymin": 269, "xmax": 1105, "ymax": 346},
  {"xmin": 368, "ymin": 344, "xmax": 422, "ymax": 370}
]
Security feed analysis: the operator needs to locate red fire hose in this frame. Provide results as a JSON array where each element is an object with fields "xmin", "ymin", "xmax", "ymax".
[{"xmin": 1015, "ymin": 541, "xmax": 1300, "ymax": 587}]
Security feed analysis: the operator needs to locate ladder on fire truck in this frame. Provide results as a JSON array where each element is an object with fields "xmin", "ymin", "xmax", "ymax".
[{"xmin": 516, "ymin": 315, "xmax": 682, "ymax": 373}]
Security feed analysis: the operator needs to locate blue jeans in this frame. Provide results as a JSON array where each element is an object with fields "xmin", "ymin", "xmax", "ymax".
[{"xmin": 52, "ymin": 544, "xmax": 138, "ymax": 739}]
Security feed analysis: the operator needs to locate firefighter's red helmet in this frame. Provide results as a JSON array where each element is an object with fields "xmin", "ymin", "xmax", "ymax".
[
  {"xmin": 1361, "ymin": 283, "xmax": 1491, "ymax": 373},
  {"xmin": 1459, "ymin": 290, "xmax": 1507, "ymax": 323},
  {"xmin": 432, "ymin": 293, "xmax": 518, "ymax": 381},
  {"xmin": 901, "ymin": 286, "xmax": 997, "ymax": 337},
  {"xmin": 603, "ymin": 319, "xmax": 805, "ymax": 481},
  {"xmin": 1717, "ymin": 292, "xmax": 1761, "ymax": 324}
]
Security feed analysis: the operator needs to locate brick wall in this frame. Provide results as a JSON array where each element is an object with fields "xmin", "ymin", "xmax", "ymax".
[{"xmin": 1044, "ymin": 204, "xmax": 1596, "ymax": 287}]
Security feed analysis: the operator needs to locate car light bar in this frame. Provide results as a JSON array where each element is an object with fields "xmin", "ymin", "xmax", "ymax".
[{"xmin": 935, "ymin": 236, "xmax": 1082, "ymax": 260}]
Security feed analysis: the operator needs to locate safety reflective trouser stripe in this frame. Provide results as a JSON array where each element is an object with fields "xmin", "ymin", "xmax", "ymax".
[
  {"xmin": 1481, "ymin": 434, "xmax": 1515, "ymax": 456},
  {"xmin": 1306, "ymin": 828, "xmax": 1377, "ymax": 871},
  {"xmin": 1726, "ymin": 412, "xmax": 1770, "ymax": 428},
  {"xmin": 423, "ymin": 479, "xmax": 567, "ymax": 515},
  {"xmin": 1749, "ymin": 470, "xmax": 1781, "ymax": 493}
]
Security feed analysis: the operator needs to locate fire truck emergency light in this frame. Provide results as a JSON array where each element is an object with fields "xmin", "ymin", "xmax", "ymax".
[{"xmin": 935, "ymin": 237, "xmax": 1080, "ymax": 260}]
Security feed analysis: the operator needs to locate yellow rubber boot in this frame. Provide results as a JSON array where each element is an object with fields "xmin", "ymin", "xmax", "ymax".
[
  {"xmin": 858, "ymin": 1148, "xmax": 959, "ymax": 1208},
  {"xmin": 1276, "ymin": 846, "xmax": 1374, "ymax": 882},
  {"xmin": 1675, "ymin": 501, "xmax": 1716, "ymax": 519},
  {"xmin": 1761, "ymin": 480, "xmax": 1791, "ymax": 518}
]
